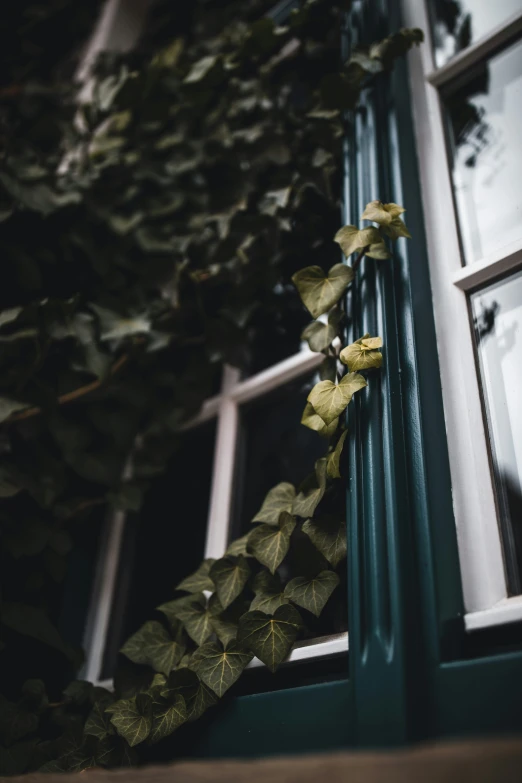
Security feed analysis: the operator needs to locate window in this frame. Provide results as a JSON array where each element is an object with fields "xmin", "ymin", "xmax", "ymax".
[
  {"xmin": 403, "ymin": 0, "xmax": 522, "ymax": 628},
  {"xmin": 80, "ymin": 0, "xmax": 349, "ymax": 686}
]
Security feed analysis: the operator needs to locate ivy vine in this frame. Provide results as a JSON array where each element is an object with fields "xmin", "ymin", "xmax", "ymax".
[{"xmin": 0, "ymin": 0, "xmax": 421, "ymax": 773}]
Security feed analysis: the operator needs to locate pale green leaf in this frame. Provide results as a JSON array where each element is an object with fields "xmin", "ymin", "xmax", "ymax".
[
  {"xmin": 292, "ymin": 264, "xmax": 354, "ymax": 319},
  {"xmin": 120, "ymin": 620, "xmax": 185, "ymax": 676},
  {"xmin": 248, "ymin": 512, "xmax": 296, "ymax": 574},
  {"xmin": 307, "ymin": 372, "xmax": 367, "ymax": 425},
  {"xmin": 301, "ymin": 307, "xmax": 343, "ymax": 353},
  {"xmin": 90, "ymin": 304, "xmax": 151, "ymax": 341},
  {"xmin": 106, "ymin": 695, "xmax": 152, "ymax": 747},
  {"xmin": 301, "ymin": 402, "xmax": 338, "ymax": 437},
  {"xmin": 365, "ymin": 242, "xmax": 391, "ymax": 260},
  {"xmin": 237, "ymin": 605, "xmax": 303, "ymax": 672},
  {"xmin": 334, "ymin": 225, "xmax": 381, "ymax": 258},
  {"xmin": 293, "ymin": 458, "xmax": 328, "ymax": 518},
  {"xmin": 302, "ymin": 515, "xmax": 347, "ymax": 567},
  {"xmin": 184, "ymin": 55, "xmax": 220, "ymax": 84},
  {"xmin": 149, "ymin": 694, "xmax": 186, "ymax": 743},
  {"xmin": 252, "ymin": 481, "xmax": 295, "ymax": 525},
  {"xmin": 176, "ymin": 559, "xmax": 216, "ymax": 593},
  {"xmin": 0, "ymin": 398, "xmax": 28, "ymax": 424},
  {"xmin": 327, "ymin": 429, "xmax": 348, "ymax": 479},
  {"xmin": 361, "ymin": 200, "xmax": 405, "ymax": 225},
  {"xmin": 189, "ymin": 641, "xmax": 253, "ymax": 697},
  {"xmin": 284, "ymin": 570, "xmax": 339, "ymax": 617},
  {"xmin": 380, "ymin": 216, "xmax": 411, "ymax": 240},
  {"xmin": 340, "ymin": 335, "xmax": 383, "ymax": 372},
  {"xmin": 209, "ymin": 555, "xmax": 250, "ymax": 609}
]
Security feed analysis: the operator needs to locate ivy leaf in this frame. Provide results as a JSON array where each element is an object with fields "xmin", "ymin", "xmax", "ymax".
[
  {"xmin": 209, "ymin": 555, "xmax": 250, "ymax": 609},
  {"xmin": 84, "ymin": 693, "xmax": 115, "ymax": 741},
  {"xmin": 90, "ymin": 304, "xmax": 151, "ymax": 341},
  {"xmin": 365, "ymin": 242, "xmax": 391, "ymax": 260},
  {"xmin": 237, "ymin": 605, "xmax": 303, "ymax": 672},
  {"xmin": 340, "ymin": 335, "xmax": 383, "ymax": 372},
  {"xmin": 284, "ymin": 570, "xmax": 340, "ymax": 617},
  {"xmin": 380, "ymin": 216, "xmax": 412, "ymax": 240},
  {"xmin": 301, "ymin": 402, "xmax": 338, "ymax": 437},
  {"xmin": 176, "ymin": 559, "xmax": 216, "ymax": 593},
  {"xmin": 120, "ymin": 620, "xmax": 185, "ymax": 676},
  {"xmin": 189, "ymin": 641, "xmax": 253, "ymax": 697},
  {"xmin": 157, "ymin": 594, "xmax": 213, "ymax": 646},
  {"xmin": 183, "ymin": 55, "xmax": 221, "ymax": 85},
  {"xmin": 301, "ymin": 307, "xmax": 343, "ymax": 353},
  {"xmin": 250, "ymin": 570, "xmax": 288, "ymax": 613},
  {"xmin": 106, "ymin": 694, "xmax": 152, "ymax": 747},
  {"xmin": 208, "ymin": 594, "xmax": 249, "ymax": 646},
  {"xmin": 361, "ymin": 200, "xmax": 405, "ymax": 225},
  {"xmin": 248, "ymin": 511, "xmax": 296, "ymax": 574},
  {"xmin": 161, "ymin": 669, "xmax": 218, "ymax": 722},
  {"xmin": 252, "ymin": 481, "xmax": 295, "ymax": 525},
  {"xmin": 293, "ymin": 458, "xmax": 328, "ymax": 518},
  {"xmin": 319, "ymin": 356, "xmax": 338, "ymax": 382},
  {"xmin": 0, "ymin": 695, "xmax": 38, "ymax": 746},
  {"xmin": 292, "ymin": 264, "xmax": 354, "ymax": 319},
  {"xmin": 149, "ymin": 694, "xmax": 187, "ymax": 744},
  {"xmin": 1, "ymin": 602, "xmax": 70, "ymax": 656},
  {"xmin": 0, "ymin": 398, "xmax": 28, "ymax": 424},
  {"xmin": 334, "ymin": 225, "xmax": 381, "ymax": 258},
  {"xmin": 225, "ymin": 533, "xmax": 252, "ymax": 557},
  {"xmin": 307, "ymin": 372, "xmax": 367, "ymax": 425},
  {"xmin": 302, "ymin": 516, "xmax": 347, "ymax": 567},
  {"xmin": 327, "ymin": 430, "xmax": 348, "ymax": 479}
]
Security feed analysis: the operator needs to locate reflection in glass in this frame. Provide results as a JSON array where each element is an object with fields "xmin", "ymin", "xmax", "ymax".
[
  {"xmin": 100, "ymin": 421, "xmax": 216, "ymax": 679},
  {"xmin": 471, "ymin": 270, "xmax": 522, "ymax": 594},
  {"xmin": 430, "ymin": 0, "xmax": 522, "ymax": 67},
  {"xmin": 445, "ymin": 38, "xmax": 522, "ymax": 264},
  {"xmin": 232, "ymin": 373, "xmax": 328, "ymax": 538}
]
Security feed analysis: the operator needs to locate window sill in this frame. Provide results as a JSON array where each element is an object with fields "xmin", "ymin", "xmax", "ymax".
[{"xmin": 465, "ymin": 595, "xmax": 522, "ymax": 632}]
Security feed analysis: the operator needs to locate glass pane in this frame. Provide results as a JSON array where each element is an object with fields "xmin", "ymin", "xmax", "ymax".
[
  {"xmin": 471, "ymin": 269, "xmax": 522, "ymax": 594},
  {"xmin": 100, "ymin": 421, "xmax": 216, "ymax": 679},
  {"xmin": 445, "ymin": 38, "xmax": 522, "ymax": 264},
  {"xmin": 430, "ymin": 0, "xmax": 522, "ymax": 67}
]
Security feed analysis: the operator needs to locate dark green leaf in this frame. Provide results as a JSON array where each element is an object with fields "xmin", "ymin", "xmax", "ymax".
[
  {"xmin": 252, "ymin": 481, "xmax": 295, "ymax": 525},
  {"xmin": 209, "ymin": 555, "xmax": 250, "ymax": 609},
  {"xmin": 149, "ymin": 694, "xmax": 186, "ymax": 743},
  {"xmin": 161, "ymin": 669, "xmax": 218, "ymax": 722},
  {"xmin": 237, "ymin": 605, "xmax": 303, "ymax": 672},
  {"xmin": 189, "ymin": 641, "xmax": 252, "ymax": 697},
  {"xmin": 106, "ymin": 694, "xmax": 152, "ymax": 747},
  {"xmin": 120, "ymin": 620, "xmax": 185, "ymax": 676},
  {"xmin": 293, "ymin": 458, "xmax": 328, "ymax": 518},
  {"xmin": 176, "ymin": 559, "xmax": 216, "ymax": 593},
  {"xmin": 302, "ymin": 515, "xmax": 347, "ymax": 567},
  {"xmin": 284, "ymin": 570, "xmax": 339, "ymax": 617},
  {"xmin": 327, "ymin": 430, "xmax": 348, "ymax": 479},
  {"xmin": 248, "ymin": 511, "xmax": 296, "ymax": 574},
  {"xmin": 157, "ymin": 594, "xmax": 213, "ymax": 646}
]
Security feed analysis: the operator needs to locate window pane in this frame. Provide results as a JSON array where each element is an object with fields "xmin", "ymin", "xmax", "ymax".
[
  {"xmin": 100, "ymin": 421, "xmax": 216, "ymax": 679},
  {"xmin": 430, "ymin": 0, "xmax": 522, "ymax": 67},
  {"xmin": 445, "ymin": 38, "xmax": 522, "ymax": 264},
  {"xmin": 471, "ymin": 269, "xmax": 522, "ymax": 594},
  {"xmin": 232, "ymin": 372, "xmax": 328, "ymax": 537}
]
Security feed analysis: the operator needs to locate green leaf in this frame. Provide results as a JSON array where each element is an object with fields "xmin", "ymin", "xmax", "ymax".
[
  {"xmin": 248, "ymin": 511, "xmax": 296, "ymax": 574},
  {"xmin": 208, "ymin": 594, "xmax": 249, "ymax": 646},
  {"xmin": 250, "ymin": 570, "xmax": 288, "ymax": 613},
  {"xmin": 252, "ymin": 482, "xmax": 295, "ymax": 525},
  {"xmin": 293, "ymin": 458, "xmax": 328, "ymax": 518},
  {"xmin": 327, "ymin": 430, "xmax": 348, "ymax": 479},
  {"xmin": 149, "ymin": 694, "xmax": 186, "ymax": 744},
  {"xmin": 307, "ymin": 372, "xmax": 367, "ymax": 425},
  {"xmin": 157, "ymin": 594, "xmax": 213, "ymax": 646},
  {"xmin": 63, "ymin": 680, "xmax": 93, "ymax": 706},
  {"xmin": 161, "ymin": 669, "xmax": 218, "ymax": 722},
  {"xmin": 184, "ymin": 55, "xmax": 221, "ymax": 84},
  {"xmin": 301, "ymin": 402, "xmax": 338, "ymax": 437},
  {"xmin": 301, "ymin": 307, "xmax": 343, "ymax": 353},
  {"xmin": 292, "ymin": 264, "xmax": 354, "ymax": 319},
  {"xmin": 380, "ymin": 216, "xmax": 412, "ymax": 240},
  {"xmin": 302, "ymin": 516, "xmax": 347, "ymax": 567},
  {"xmin": 90, "ymin": 304, "xmax": 151, "ymax": 341},
  {"xmin": 106, "ymin": 695, "xmax": 152, "ymax": 747},
  {"xmin": 176, "ymin": 559, "xmax": 216, "ymax": 593},
  {"xmin": 334, "ymin": 225, "xmax": 381, "ymax": 258},
  {"xmin": 1, "ymin": 603, "xmax": 69, "ymax": 656},
  {"xmin": 365, "ymin": 242, "xmax": 391, "ymax": 260},
  {"xmin": 237, "ymin": 605, "xmax": 303, "ymax": 672},
  {"xmin": 0, "ymin": 398, "xmax": 28, "ymax": 424},
  {"xmin": 189, "ymin": 641, "xmax": 253, "ymax": 697},
  {"xmin": 209, "ymin": 555, "xmax": 250, "ymax": 609},
  {"xmin": 319, "ymin": 356, "xmax": 338, "ymax": 382},
  {"xmin": 0, "ymin": 695, "xmax": 38, "ymax": 746},
  {"xmin": 284, "ymin": 570, "xmax": 340, "ymax": 617},
  {"xmin": 120, "ymin": 620, "xmax": 185, "ymax": 676},
  {"xmin": 340, "ymin": 335, "xmax": 383, "ymax": 372},
  {"xmin": 361, "ymin": 200, "xmax": 405, "ymax": 225},
  {"xmin": 84, "ymin": 694, "xmax": 115, "ymax": 741},
  {"xmin": 225, "ymin": 533, "xmax": 252, "ymax": 557}
]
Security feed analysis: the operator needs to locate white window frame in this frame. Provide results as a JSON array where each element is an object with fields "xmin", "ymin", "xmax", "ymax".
[
  {"xmin": 402, "ymin": 1, "xmax": 522, "ymax": 629},
  {"xmin": 80, "ymin": 0, "xmax": 349, "ymax": 686}
]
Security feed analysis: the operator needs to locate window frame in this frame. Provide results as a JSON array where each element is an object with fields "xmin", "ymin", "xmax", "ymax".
[{"xmin": 402, "ymin": 0, "xmax": 522, "ymax": 627}]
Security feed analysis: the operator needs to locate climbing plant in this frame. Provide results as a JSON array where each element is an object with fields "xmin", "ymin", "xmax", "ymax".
[{"xmin": 0, "ymin": 0, "xmax": 421, "ymax": 773}]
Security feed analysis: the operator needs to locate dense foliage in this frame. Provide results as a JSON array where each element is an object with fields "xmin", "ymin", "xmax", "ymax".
[{"xmin": 0, "ymin": 0, "xmax": 421, "ymax": 773}]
